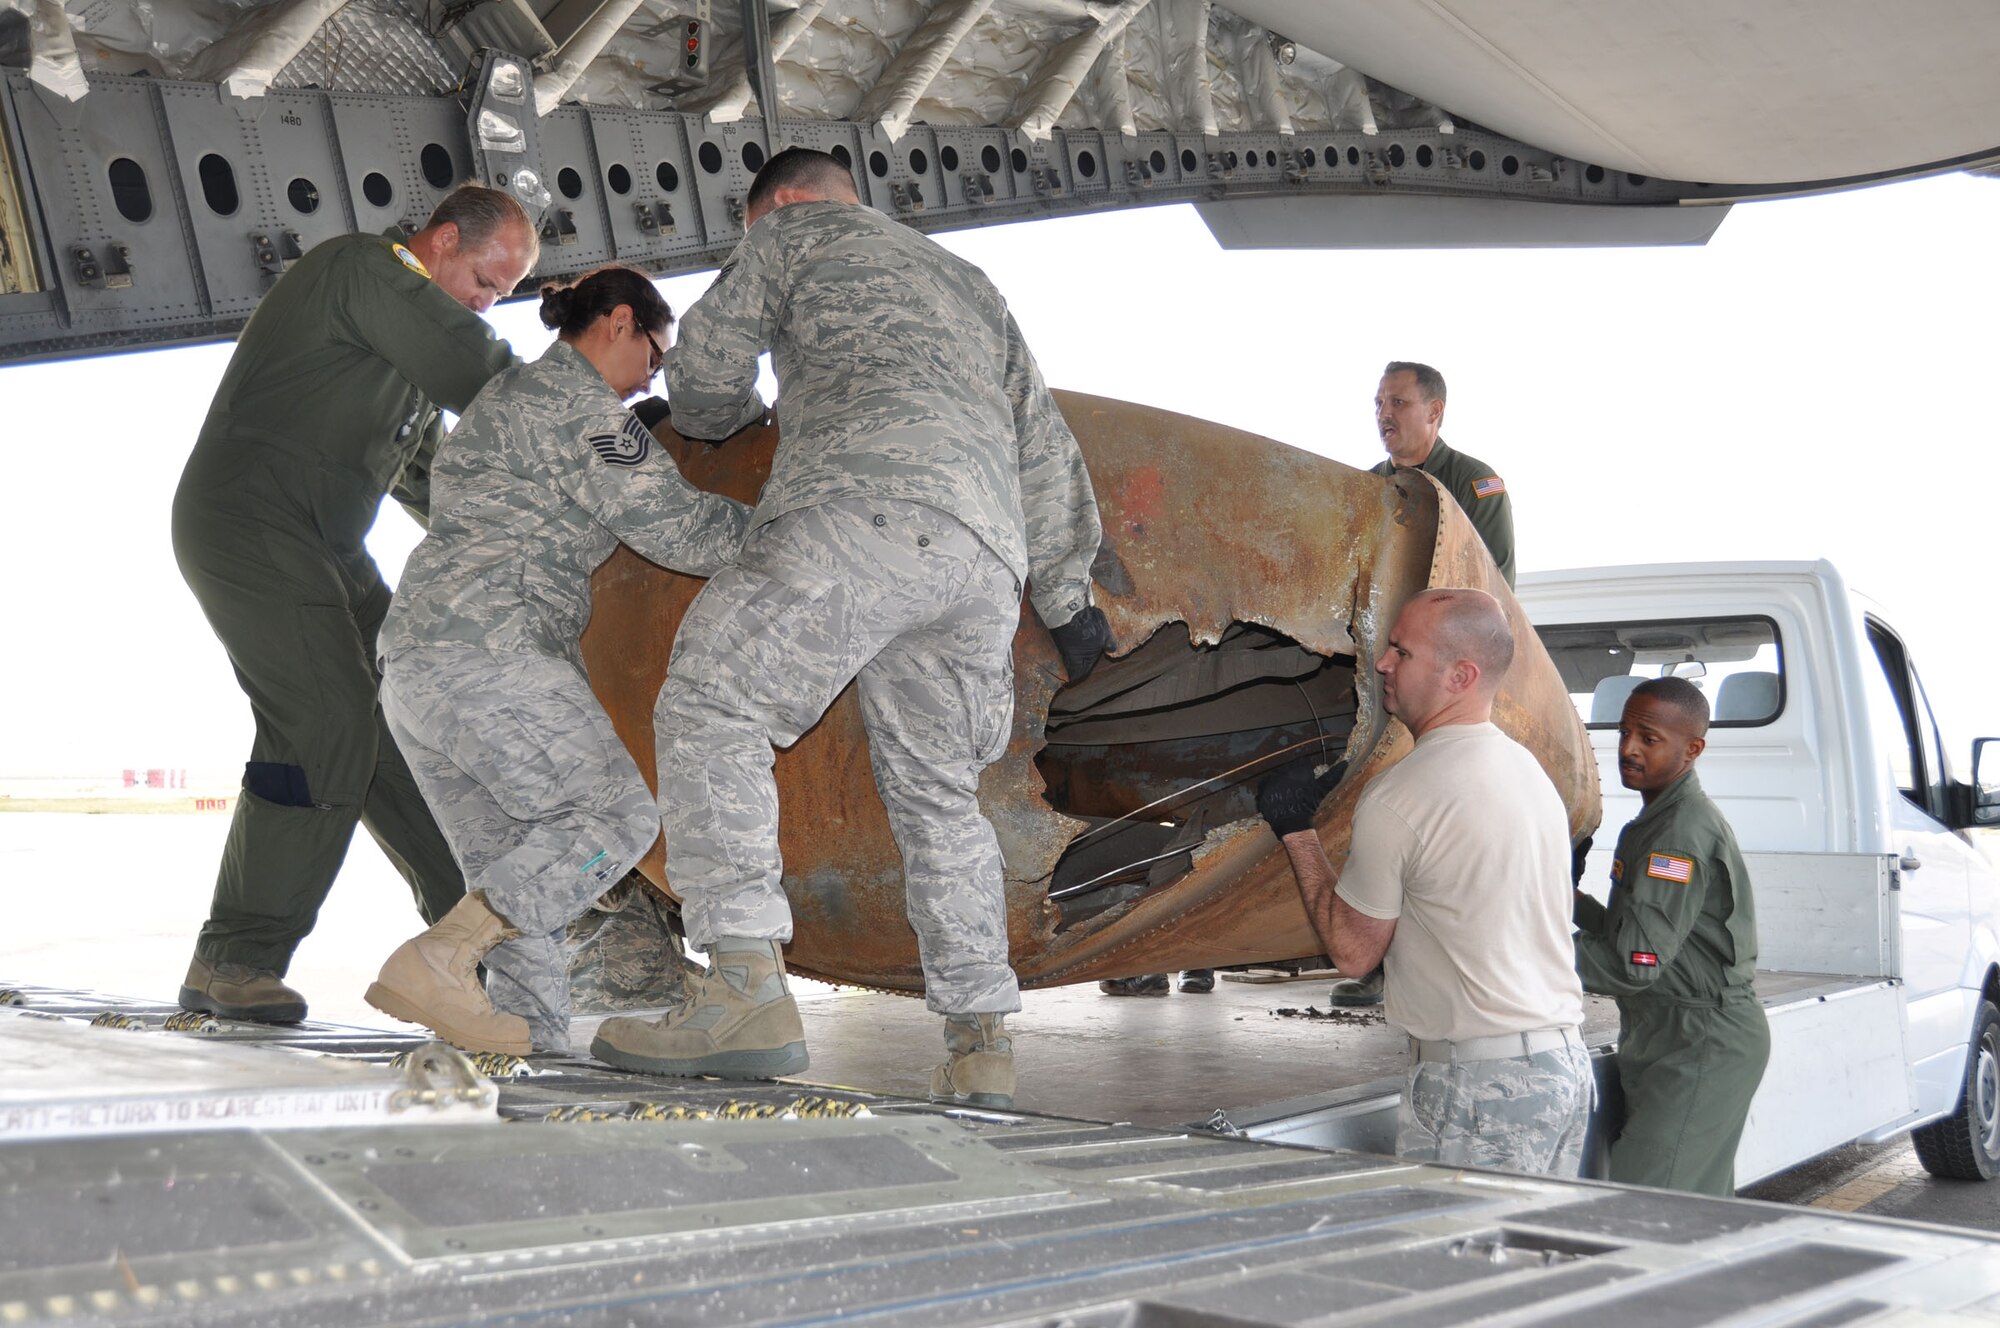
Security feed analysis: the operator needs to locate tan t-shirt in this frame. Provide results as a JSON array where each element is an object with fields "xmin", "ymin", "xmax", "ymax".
[{"xmin": 1335, "ymin": 721, "xmax": 1586, "ymax": 1042}]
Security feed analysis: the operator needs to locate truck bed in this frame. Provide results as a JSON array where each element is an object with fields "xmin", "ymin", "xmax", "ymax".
[
  {"xmin": 774, "ymin": 971, "xmax": 1624, "ymax": 1130},
  {"xmin": 1222, "ymin": 970, "xmax": 1891, "ymax": 1168}
]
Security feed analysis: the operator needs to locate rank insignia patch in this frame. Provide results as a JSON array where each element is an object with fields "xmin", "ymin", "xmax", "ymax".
[
  {"xmin": 1630, "ymin": 951, "xmax": 1659, "ymax": 967},
  {"xmin": 589, "ymin": 414, "xmax": 654, "ymax": 466},
  {"xmin": 1646, "ymin": 853, "xmax": 1694, "ymax": 883},
  {"xmin": 1472, "ymin": 475, "xmax": 1506, "ymax": 498}
]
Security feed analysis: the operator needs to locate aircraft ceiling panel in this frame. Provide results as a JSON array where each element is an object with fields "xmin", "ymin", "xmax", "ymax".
[
  {"xmin": 17, "ymin": 0, "xmax": 1999, "ymax": 190},
  {"xmin": 5, "ymin": 0, "xmax": 1997, "ymax": 363},
  {"xmin": 1224, "ymin": 0, "xmax": 2000, "ymax": 185}
]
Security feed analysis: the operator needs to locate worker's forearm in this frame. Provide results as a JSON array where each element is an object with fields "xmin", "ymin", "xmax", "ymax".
[
  {"xmin": 1281, "ymin": 829, "xmax": 1345, "ymax": 962},
  {"xmin": 1281, "ymin": 829, "xmax": 1393, "ymax": 974}
]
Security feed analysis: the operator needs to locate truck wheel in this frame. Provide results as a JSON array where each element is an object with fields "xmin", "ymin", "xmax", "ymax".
[{"xmin": 1913, "ymin": 1000, "xmax": 2000, "ymax": 1181}]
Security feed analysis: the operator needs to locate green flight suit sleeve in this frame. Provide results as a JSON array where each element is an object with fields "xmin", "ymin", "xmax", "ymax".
[
  {"xmin": 1574, "ymin": 888, "xmax": 1608, "ymax": 932},
  {"xmin": 1459, "ymin": 481, "xmax": 1515, "ymax": 588},
  {"xmin": 545, "ymin": 407, "xmax": 751, "ymax": 577},
  {"xmin": 1007, "ymin": 311, "xmax": 1101, "ymax": 628},
  {"xmin": 666, "ymin": 230, "xmax": 782, "ymax": 441},
  {"xmin": 1575, "ymin": 846, "xmax": 1710, "ymax": 996},
  {"xmin": 332, "ymin": 249, "xmax": 516, "ymax": 416},
  {"xmin": 388, "ymin": 410, "xmax": 445, "ymax": 528}
]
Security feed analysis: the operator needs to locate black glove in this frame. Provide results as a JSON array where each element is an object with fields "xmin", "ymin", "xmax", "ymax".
[
  {"xmin": 630, "ymin": 396, "xmax": 672, "ymax": 430},
  {"xmin": 1570, "ymin": 834, "xmax": 1595, "ymax": 887},
  {"xmin": 1048, "ymin": 605, "xmax": 1114, "ymax": 682},
  {"xmin": 1256, "ymin": 757, "xmax": 1349, "ymax": 837}
]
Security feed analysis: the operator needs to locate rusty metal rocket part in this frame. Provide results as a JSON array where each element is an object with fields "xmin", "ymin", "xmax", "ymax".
[{"xmin": 580, "ymin": 391, "xmax": 1600, "ymax": 994}]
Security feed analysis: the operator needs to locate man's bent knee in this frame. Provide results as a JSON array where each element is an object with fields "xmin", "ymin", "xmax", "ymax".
[{"xmin": 244, "ymin": 762, "xmax": 319, "ymax": 808}]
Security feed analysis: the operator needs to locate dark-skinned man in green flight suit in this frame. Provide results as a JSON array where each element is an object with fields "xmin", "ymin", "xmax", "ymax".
[
  {"xmin": 172, "ymin": 184, "xmax": 538, "ymax": 1023},
  {"xmin": 1574, "ymin": 675, "xmax": 1770, "ymax": 1195}
]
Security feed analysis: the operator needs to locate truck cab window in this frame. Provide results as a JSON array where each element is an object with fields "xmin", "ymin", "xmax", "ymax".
[
  {"xmin": 1535, "ymin": 615, "xmax": 1783, "ymax": 730},
  {"xmin": 1862, "ymin": 621, "xmax": 1926, "ymax": 811},
  {"xmin": 1910, "ymin": 662, "xmax": 1952, "ymax": 815}
]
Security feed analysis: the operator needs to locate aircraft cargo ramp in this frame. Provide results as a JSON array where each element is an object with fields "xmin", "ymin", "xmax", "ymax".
[{"xmin": 6, "ymin": 985, "xmax": 2000, "ymax": 1328}]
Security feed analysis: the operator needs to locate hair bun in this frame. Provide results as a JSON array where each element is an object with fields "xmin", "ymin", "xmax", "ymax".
[
  {"xmin": 538, "ymin": 284, "xmax": 574, "ymax": 329},
  {"xmin": 544, "ymin": 265, "xmax": 673, "ymax": 342}
]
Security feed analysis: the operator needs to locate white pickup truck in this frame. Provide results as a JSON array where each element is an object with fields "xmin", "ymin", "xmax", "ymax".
[{"xmin": 1519, "ymin": 559, "xmax": 2000, "ymax": 1184}]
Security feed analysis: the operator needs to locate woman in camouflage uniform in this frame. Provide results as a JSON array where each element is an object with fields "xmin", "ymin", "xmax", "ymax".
[{"xmin": 364, "ymin": 266, "xmax": 749, "ymax": 1054}]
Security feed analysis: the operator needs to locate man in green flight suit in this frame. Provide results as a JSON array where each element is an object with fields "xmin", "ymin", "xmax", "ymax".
[
  {"xmin": 1574, "ymin": 676, "xmax": 1771, "ymax": 1194},
  {"xmin": 1370, "ymin": 361, "xmax": 1514, "ymax": 587},
  {"xmin": 172, "ymin": 184, "xmax": 539, "ymax": 1023}
]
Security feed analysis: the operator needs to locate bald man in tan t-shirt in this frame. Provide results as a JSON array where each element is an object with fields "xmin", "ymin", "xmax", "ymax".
[{"xmin": 1255, "ymin": 588, "xmax": 1592, "ymax": 1175}]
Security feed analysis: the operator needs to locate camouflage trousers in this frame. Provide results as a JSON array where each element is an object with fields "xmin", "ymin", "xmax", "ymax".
[
  {"xmin": 1396, "ymin": 1033, "xmax": 1594, "ymax": 1176},
  {"xmin": 656, "ymin": 497, "xmax": 1023, "ymax": 1016},
  {"xmin": 565, "ymin": 873, "xmax": 693, "ymax": 1014},
  {"xmin": 381, "ymin": 646, "xmax": 659, "ymax": 1052}
]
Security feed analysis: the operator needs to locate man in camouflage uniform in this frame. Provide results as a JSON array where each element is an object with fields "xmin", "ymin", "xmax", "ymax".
[
  {"xmin": 1257, "ymin": 589, "xmax": 1592, "ymax": 1175},
  {"xmin": 591, "ymin": 148, "xmax": 1109, "ymax": 1108},
  {"xmin": 1576, "ymin": 677, "xmax": 1768, "ymax": 1194},
  {"xmin": 365, "ymin": 276, "xmax": 748, "ymax": 1054},
  {"xmin": 172, "ymin": 185, "xmax": 536, "ymax": 1024}
]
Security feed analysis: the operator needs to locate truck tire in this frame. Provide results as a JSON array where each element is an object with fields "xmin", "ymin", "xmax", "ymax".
[{"xmin": 1913, "ymin": 1000, "xmax": 2000, "ymax": 1181}]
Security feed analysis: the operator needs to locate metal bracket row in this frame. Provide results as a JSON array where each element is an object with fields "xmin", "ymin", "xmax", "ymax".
[{"xmin": 0, "ymin": 66, "xmax": 1714, "ymax": 365}]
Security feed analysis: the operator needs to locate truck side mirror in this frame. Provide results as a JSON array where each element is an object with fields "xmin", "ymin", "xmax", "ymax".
[{"xmin": 1972, "ymin": 738, "xmax": 2000, "ymax": 827}]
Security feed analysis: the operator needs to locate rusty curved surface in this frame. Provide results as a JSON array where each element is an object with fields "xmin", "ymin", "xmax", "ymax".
[{"xmin": 580, "ymin": 390, "xmax": 1599, "ymax": 992}]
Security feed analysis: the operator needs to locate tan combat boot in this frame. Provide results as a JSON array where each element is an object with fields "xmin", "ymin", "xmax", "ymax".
[
  {"xmin": 930, "ymin": 1012, "xmax": 1015, "ymax": 1109},
  {"xmin": 365, "ymin": 891, "xmax": 532, "ymax": 1055},
  {"xmin": 179, "ymin": 957, "xmax": 308, "ymax": 1024},
  {"xmin": 590, "ymin": 937, "xmax": 807, "ymax": 1078}
]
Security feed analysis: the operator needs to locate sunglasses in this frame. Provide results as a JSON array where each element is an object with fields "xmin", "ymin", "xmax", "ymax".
[{"xmin": 641, "ymin": 325, "xmax": 665, "ymax": 373}]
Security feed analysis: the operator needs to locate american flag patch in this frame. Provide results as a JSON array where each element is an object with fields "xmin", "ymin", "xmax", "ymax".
[
  {"xmin": 1472, "ymin": 475, "xmax": 1506, "ymax": 498},
  {"xmin": 1646, "ymin": 853, "xmax": 1693, "ymax": 883},
  {"xmin": 1630, "ymin": 951, "xmax": 1659, "ymax": 967}
]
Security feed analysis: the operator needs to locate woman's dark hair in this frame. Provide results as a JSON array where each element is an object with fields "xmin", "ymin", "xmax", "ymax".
[{"xmin": 538, "ymin": 265, "xmax": 672, "ymax": 340}]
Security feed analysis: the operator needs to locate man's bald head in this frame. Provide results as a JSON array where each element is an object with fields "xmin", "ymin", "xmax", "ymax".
[
  {"xmin": 1412, "ymin": 588, "xmax": 1515, "ymax": 694},
  {"xmin": 1376, "ymin": 587, "xmax": 1514, "ymax": 737}
]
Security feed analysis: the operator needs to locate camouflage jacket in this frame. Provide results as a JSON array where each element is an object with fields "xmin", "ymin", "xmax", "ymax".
[
  {"xmin": 667, "ymin": 199, "xmax": 1101, "ymax": 627},
  {"xmin": 380, "ymin": 340, "xmax": 750, "ymax": 665}
]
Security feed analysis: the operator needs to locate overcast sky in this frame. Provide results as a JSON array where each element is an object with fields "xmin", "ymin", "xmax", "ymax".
[{"xmin": 2, "ymin": 170, "xmax": 1996, "ymax": 780}]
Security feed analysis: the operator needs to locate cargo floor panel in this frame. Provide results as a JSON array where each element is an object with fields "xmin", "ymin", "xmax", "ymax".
[{"xmin": 5, "ymin": 984, "xmax": 2000, "ymax": 1327}]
